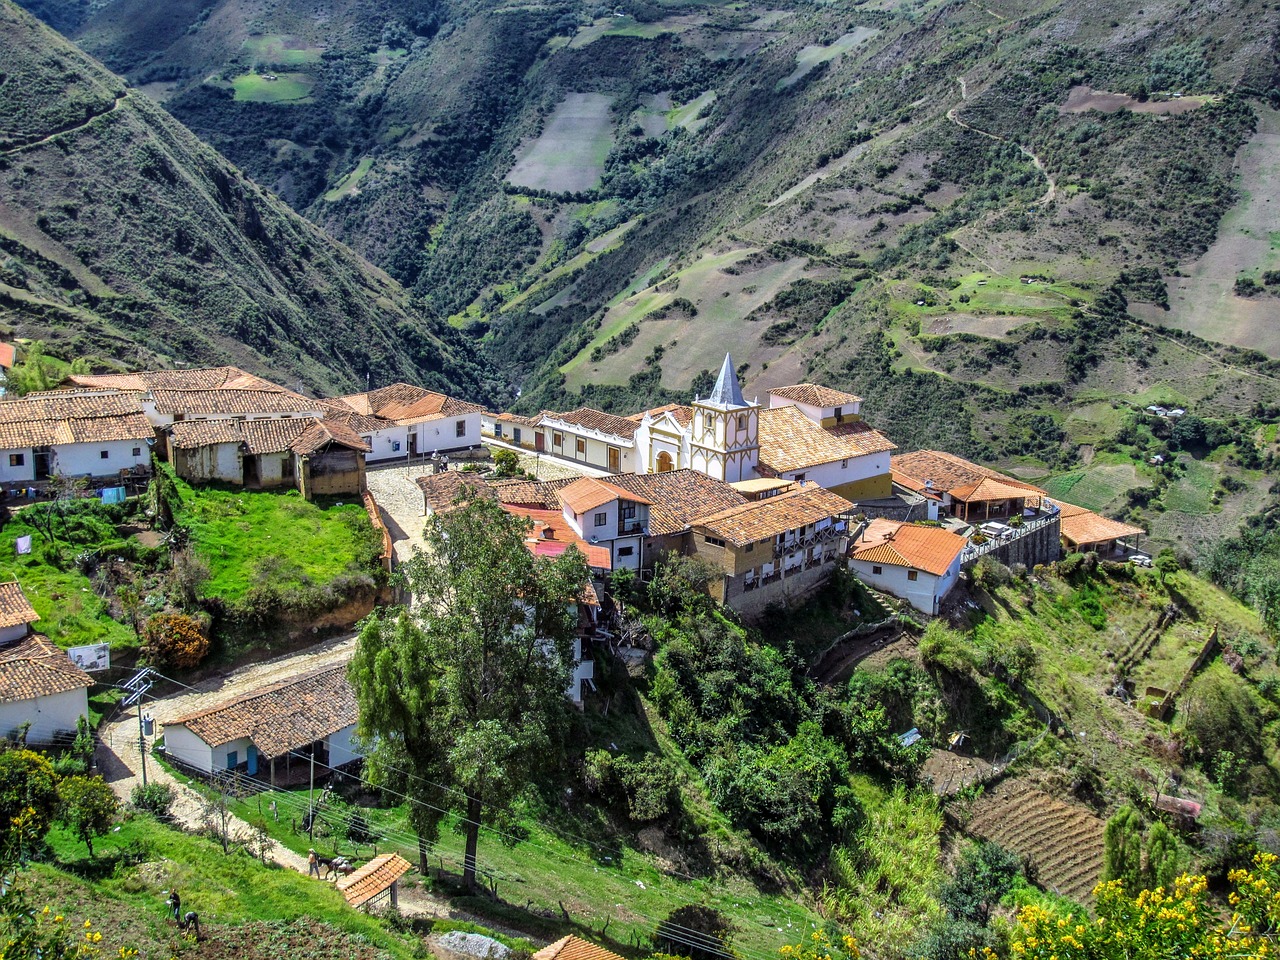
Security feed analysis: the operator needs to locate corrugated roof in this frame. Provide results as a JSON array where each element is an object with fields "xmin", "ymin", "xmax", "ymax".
[
  {"xmin": 757, "ymin": 405, "xmax": 895, "ymax": 474},
  {"xmin": 0, "ymin": 633, "xmax": 93, "ymax": 703},
  {"xmin": 850, "ymin": 522, "xmax": 967, "ymax": 577},
  {"xmin": 558, "ymin": 477, "xmax": 653, "ymax": 514},
  {"xmin": 544, "ymin": 407, "xmax": 639, "ymax": 442},
  {"xmin": 166, "ymin": 665, "xmax": 356, "ymax": 758},
  {"xmin": 0, "ymin": 583, "xmax": 38, "ymax": 629},
  {"xmin": 1056, "ymin": 502, "xmax": 1144, "ymax": 547},
  {"xmin": 768, "ymin": 383, "xmax": 862, "ymax": 408},
  {"xmin": 337, "ymin": 853, "xmax": 413, "ymax": 907},
  {"xmin": 0, "ymin": 343, "xmax": 15, "ymax": 369},
  {"xmin": 695, "ymin": 485, "xmax": 853, "ymax": 546},
  {"xmin": 532, "ymin": 936, "xmax": 626, "ymax": 960}
]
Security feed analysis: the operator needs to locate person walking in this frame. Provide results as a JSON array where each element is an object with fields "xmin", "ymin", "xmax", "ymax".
[{"xmin": 308, "ymin": 848, "xmax": 320, "ymax": 878}]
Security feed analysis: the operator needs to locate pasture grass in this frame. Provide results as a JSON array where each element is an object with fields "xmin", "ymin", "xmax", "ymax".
[
  {"xmin": 230, "ymin": 780, "xmax": 822, "ymax": 957},
  {"xmin": 668, "ymin": 91, "xmax": 717, "ymax": 131},
  {"xmin": 506, "ymin": 93, "xmax": 615, "ymax": 193},
  {"xmin": 1162, "ymin": 457, "xmax": 1219, "ymax": 515},
  {"xmin": 34, "ymin": 815, "xmax": 417, "ymax": 959},
  {"xmin": 175, "ymin": 481, "xmax": 373, "ymax": 602},
  {"xmin": 777, "ymin": 28, "xmax": 879, "ymax": 89},
  {"xmin": 323, "ymin": 157, "xmax": 374, "ymax": 201},
  {"xmin": 231, "ymin": 72, "xmax": 314, "ymax": 103},
  {"xmin": 241, "ymin": 35, "xmax": 323, "ymax": 66}
]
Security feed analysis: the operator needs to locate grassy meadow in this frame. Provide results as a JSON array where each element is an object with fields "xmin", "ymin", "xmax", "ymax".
[{"xmin": 231, "ymin": 72, "xmax": 314, "ymax": 103}]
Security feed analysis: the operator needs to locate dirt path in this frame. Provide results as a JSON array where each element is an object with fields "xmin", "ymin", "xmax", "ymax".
[
  {"xmin": 946, "ymin": 95, "xmax": 1055, "ymax": 206},
  {"xmin": 96, "ymin": 635, "xmax": 359, "ymax": 875},
  {"xmin": 1, "ymin": 91, "xmax": 128, "ymax": 155}
]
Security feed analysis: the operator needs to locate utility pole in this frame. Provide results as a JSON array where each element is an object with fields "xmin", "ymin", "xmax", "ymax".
[
  {"xmin": 308, "ymin": 749, "xmax": 316, "ymax": 842},
  {"xmin": 123, "ymin": 668, "xmax": 154, "ymax": 788}
]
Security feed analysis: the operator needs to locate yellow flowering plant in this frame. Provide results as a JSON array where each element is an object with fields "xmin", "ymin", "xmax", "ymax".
[
  {"xmin": 778, "ymin": 928, "xmax": 860, "ymax": 960},
  {"xmin": 990, "ymin": 852, "xmax": 1278, "ymax": 960}
]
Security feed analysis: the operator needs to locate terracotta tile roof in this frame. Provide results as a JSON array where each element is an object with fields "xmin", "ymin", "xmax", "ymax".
[
  {"xmin": 491, "ymin": 477, "xmax": 578, "ymax": 510},
  {"xmin": 629, "ymin": 404, "xmax": 694, "ymax": 427},
  {"xmin": 333, "ymin": 384, "xmax": 484, "ymax": 427},
  {"xmin": 503, "ymin": 506, "xmax": 612, "ymax": 570},
  {"xmin": 494, "ymin": 412, "xmax": 544, "ymax": 429},
  {"xmin": 317, "ymin": 400, "xmax": 390, "ymax": 436},
  {"xmin": 0, "ymin": 392, "xmax": 154, "ymax": 447},
  {"xmin": 605, "ymin": 470, "xmax": 749, "ymax": 536},
  {"xmin": 768, "ymin": 383, "xmax": 862, "ymax": 408},
  {"xmin": 850, "ymin": 522, "xmax": 966, "ymax": 577},
  {"xmin": 0, "ymin": 632, "xmax": 93, "ymax": 703},
  {"xmin": 558, "ymin": 477, "xmax": 653, "ymax": 514},
  {"xmin": 242, "ymin": 418, "xmax": 313, "ymax": 455},
  {"xmin": 949, "ymin": 476, "xmax": 1045, "ymax": 504},
  {"xmin": 533, "ymin": 936, "xmax": 626, "ymax": 960},
  {"xmin": 757, "ymin": 405, "xmax": 895, "ymax": 474},
  {"xmin": 1056, "ymin": 501, "xmax": 1144, "ymax": 547},
  {"xmin": 891, "ymin": 450, "xmax": 1044, "ymax": 496},
  {"xmin": 67, "ymin": 373, "xmax": 148, "ymax": 391},
  {"xmin": 416, "ymin": 471, "xmax": 496, "ymax": 513},
  {"xmin": 167, "ymin": 420, "xmax": 244, "ymax": 450},
  {"xmin": 544, "ymin": 407, "xmax": 639, "ymax": 442},
  {"xmin": 337, "ymin": 853, "xmax": 413, "ymax": 907},
  {"xmin": 0, "ymin": 343, "xmax": 15, "ymax": 369},
  {"xmin": 291, "ymin": 419, "xmax": 373, "ymax": 456},
  {"xmin": 152, "ymin": 389, "xmax": 318, "ymax": 417},
  {"xmin": 0, "ymin": 583, "xmax": 38, "ymax": 629},
  {"xmin": 694, "ymin": 485, "xmax": 853, "ymax": 547},
  {"xmin": 729, "ymin": 478, "xmax": 794, "ymax": 496},
  {"xmin": 165, "ymin": 665, "xmax": 356, "ymax": 759}
]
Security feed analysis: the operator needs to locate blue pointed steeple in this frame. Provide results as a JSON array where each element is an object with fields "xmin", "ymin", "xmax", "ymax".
[{"xmin": 706, "ymin": 353, "xmax": 746, "ymax": 408}]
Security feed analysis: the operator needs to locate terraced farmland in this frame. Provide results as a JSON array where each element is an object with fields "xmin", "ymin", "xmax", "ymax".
[{"xmin": 965, "ymin": 780, "xmax": 1105, "ymax": 903}]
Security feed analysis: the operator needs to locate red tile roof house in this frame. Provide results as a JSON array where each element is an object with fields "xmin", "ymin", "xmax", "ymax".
[
  {"xmin": 162, "ymin": 665, "xmax": 360, "ymax": 784},
  {"xmin": 0, "ymin": 391, "xmax": 155, "ymax": 485},
  {"xmin": 848, "ymin": 520, "xmax": 968, "ymax": 615},
  {"xmin": 0, "ymin": 582, "xmax": 93, "ymax": 743}
]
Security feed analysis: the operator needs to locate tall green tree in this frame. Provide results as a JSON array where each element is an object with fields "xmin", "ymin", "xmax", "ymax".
[
  {"xmin": 56, "ymin": 776, "xmax": 118, "ymax": 858},
  {"xmin": 1101, "ymin": 806, "xmax": 1144, "ymax": 891},
  {"xmin": 349, "ymin": 495, "xmax": 588, "ymax": 888},
  {"xmin": 0, "ymin": 750, "xmax": 60, "ymax": 861}
]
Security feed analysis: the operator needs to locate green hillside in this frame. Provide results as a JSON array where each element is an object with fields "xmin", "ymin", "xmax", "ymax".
[{"xmin": 0, "ymin": 0, "xmax": 489, "ymax": 399}]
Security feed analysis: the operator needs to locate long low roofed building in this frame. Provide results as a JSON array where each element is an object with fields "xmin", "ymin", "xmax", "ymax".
[
  {"xmin": 0, "ymin": 391, "xmax": 153, "ymax": 484},
  {"xmin": 162, "ymin": 665, "xmax": 361, "ymax": 783}
]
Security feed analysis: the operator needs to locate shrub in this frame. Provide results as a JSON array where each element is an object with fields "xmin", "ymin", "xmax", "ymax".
[
  {"xmin": 131, "ymin": 781, "xmax": 176, "ymax": 818},
  {"xmin": 654, "ymin": 906, "xmax": 735, "ymax": 960},
  {"xmin": 142, "ymin": 612, "xmax": 210, "ymax": 669}
]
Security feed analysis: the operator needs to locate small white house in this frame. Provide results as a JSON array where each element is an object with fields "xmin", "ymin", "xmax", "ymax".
[
  {"xmin": 849, "ymin": 520, "xmax": 967, "ymax": 615},
  {"xmin": 0, "ymin": 582, "xmax": 92, "ymax": 744},
  {"xmin": 323, "ymin": 383, "xmax": 485, "ymax": 462},
  {"xmin": 555, "ymin": 476, "xmax": 650, "ymax": 571},
  {"xmin": 0, "ymin": 391, "xmax": 153, "ymax": 484},
  {"xmin": 163, "ymin": 665, "xmax": 360, "ymax": 784}
]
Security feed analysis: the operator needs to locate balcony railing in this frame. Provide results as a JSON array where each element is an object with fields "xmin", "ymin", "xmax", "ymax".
[{"xmin": 960, "ymin": 512, "xmax": 1057, "ymax": 563}]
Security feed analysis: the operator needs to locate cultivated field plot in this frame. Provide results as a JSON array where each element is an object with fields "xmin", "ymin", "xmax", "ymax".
[
  {"xmin": 1043, "ymin": 462, "xmax": 1140, "ymax": 512},
  {"xmin": 669, "ymin": 89, "xmax": 717, "ymax": 131},
  {"xmin": 563, "ymin": 248, "xmax": 813, "ymax": 389},
  {"xmin": 323, "ymin": 157, "xmax": 374, "ymax": 201},
  {"xmin": 506, "ymin": 92, "xmax": 615, "ymax": 193},
  {"xmin": 1060, "ymin": 85, "xmax": 1212, "ymax": 116},
  {"xmin": 230, "ymin": 72, "xmax": 314, "ymax": 103},
  {"xmin": 965, "ymin": 780, "xmax": 1104, "ymax": 903},
  {"xmin": 924, "ymin": 313, "xmax": 1028, "ymax": 338},
  {"xmin": 778, "ymin": 28, "xmax": 878, "ymax": 89},
  {"xmin": 894, "ymin": 273, "xmax": 1087, "ymax": 326},
  {"xmin": 242, "ymin": 34, "xmax": 323, "ymax": 66},
  {"xmin": 1165, "ymin": 106, "xmax": 1280, "ymax": 357},
  {"xmin": 568, "ymin": 14, "xmax": 700, "ymax": 47}
]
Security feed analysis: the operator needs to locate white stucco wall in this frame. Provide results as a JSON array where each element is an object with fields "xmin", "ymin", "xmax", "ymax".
[
  {"xmin": 362, "ymin": 425, "xmax": 411, "ymax": 462},
  {"xmin": 848, "ymin": 554, "xmax": 961, "ymax": 614},
  {"xmin": 542, "ymin": 423, "xmax": 635, "ymax": 473},
  {"xmin": 178, "ymin": 442, "xmax": 241, "ymax": 483},
  {"xmin": 0, "ymin": 447, "xmax": 36, "ymax": 484},
  {"xmin": 779, "ymin": 451, "xmax": 891, "ymax": 487},
  {"xmin": 52, "ymin": 440, "xmax": 150, "ymax": 479},
  {"xmin": 162, "ymin": 724, "xmax": 215, "ymax": 772},
  {"xmin": 0, "ymin": 688, "xmax": 88, "ymax": 744},
  {"xmin": 413, "ymin": 412, "xmax": 482, "ymax": 455}
]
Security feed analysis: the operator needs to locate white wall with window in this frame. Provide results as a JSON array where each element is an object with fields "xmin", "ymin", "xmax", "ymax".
[
  {"xmin": 0, "ymin": 448, "xmax": 35, "ymax": 483},
  {"xmin": 52, "ymin": 440, "xmax": 150, "ymax": 479},
  {"xmin": 848, "ymin": 553, "xmax": 961, "ymax": 615}
]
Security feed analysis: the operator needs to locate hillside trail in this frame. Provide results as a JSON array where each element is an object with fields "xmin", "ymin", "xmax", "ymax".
[
  {"xmin": 0, "ymin": 90, "xmax": 128, "ymax": 155},
  {"xmin": 947, "ymin": 78, "xmax": 1056, "ymax": 206}
]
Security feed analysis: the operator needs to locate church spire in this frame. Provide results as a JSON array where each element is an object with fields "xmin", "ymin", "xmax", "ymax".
[{"xmin": 706, "ymin": 353, "xmax": 746, "ymax": 408}]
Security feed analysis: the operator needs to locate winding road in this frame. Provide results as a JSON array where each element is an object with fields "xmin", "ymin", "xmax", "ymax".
[{"xmin": 947, "ymin": 77, "xmax": 1056, "ymax": 206}]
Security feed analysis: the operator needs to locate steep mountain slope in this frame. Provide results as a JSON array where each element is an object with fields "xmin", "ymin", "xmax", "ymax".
[{"xmin": 0, "ymin": 0, "xmax": 488, "ymax": 398}]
